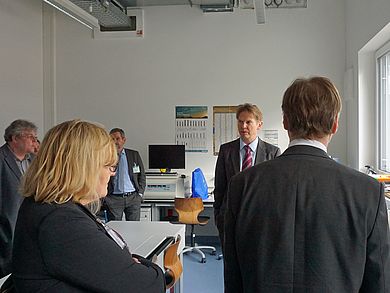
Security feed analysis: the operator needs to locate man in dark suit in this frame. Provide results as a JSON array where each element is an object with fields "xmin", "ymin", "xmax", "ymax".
[
  {"xmin": 214, "ymin": 103, "xmax": 281, "ymax": 248},
  {"xmin": 0, "ymin": 119, "xmax": 37, "ymax": 278},
  {"xmin": 104, "ymin": 128, "xmax": 146, "ymax": 221},
  {"xmin": 224, "ymin": 77, "xmax": 390, "ymax": 292}
]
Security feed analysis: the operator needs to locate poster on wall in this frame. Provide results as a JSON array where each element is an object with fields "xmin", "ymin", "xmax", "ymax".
[
  {"xmin": 260, "ymin": 129, "xmax": 279, "ymax": 147},
  {"xmin": 175, "ymin": 106, "xmax": 208, "ymax": 153},
  {"xmin": 213, "ymin": 106, "xmax": 238, "ymax": 156},
  {"xmin": 213, "ymin": 106, "xmax": 280, "ymax": 155}
]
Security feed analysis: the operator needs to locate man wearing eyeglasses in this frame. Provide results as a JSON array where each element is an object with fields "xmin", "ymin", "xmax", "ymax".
[
  {"xmin": 0, "ymin": 119, "xmax": 38, "ymax": 278},
  {"xmin": 103, "ymin": 128, "xmax": 146, "ymax": 222}
]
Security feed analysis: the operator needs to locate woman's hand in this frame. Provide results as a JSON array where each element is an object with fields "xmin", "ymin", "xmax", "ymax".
[{"xmin": 132, "ymin": 257, "xmax": 141, "ymax": 264}]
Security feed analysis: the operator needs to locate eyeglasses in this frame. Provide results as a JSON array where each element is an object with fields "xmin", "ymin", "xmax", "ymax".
[
  {"xmin": 19, "ymin": 134, "xmax": 38, "ymax": 142},
  {"xmin": 106, "ymin": 165, "xmax": 118, "ymax": 172}
]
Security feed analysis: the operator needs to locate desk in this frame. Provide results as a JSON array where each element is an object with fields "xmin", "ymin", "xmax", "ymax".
[
  {"xmin": 0, "ymin": 274, "xmax": 10, "ymax": 288},
  {"xmin": 0, "ymin": 222, "xmax": 185, "ymax": 292},
  {"xmin": 108, "ymin": 221, "xmax": 186, "ymax": 293},
  {"xmin": 142, "ymin": 195, "xmax": 214, "ymax": 221},
  {"xmin": 141, "ymin": 196, "xmax": 218, "ymax": 238}
]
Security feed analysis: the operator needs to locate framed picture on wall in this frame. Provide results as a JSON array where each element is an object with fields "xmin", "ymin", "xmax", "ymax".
[
  {"xmin": 175, "ymin": 106, "xmax": 208, "ymax": 153},
  {"xmin": 213, "ymin": 106, "xmax": 238, "ymax": 156}
]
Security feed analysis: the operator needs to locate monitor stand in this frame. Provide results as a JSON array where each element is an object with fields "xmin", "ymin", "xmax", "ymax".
[
  {"xmin": 159, "ymin": 168, "xmax": 177, "ymax": 175},
  {"xmin": 145, "ymin": 169, "xmax": 178, "ymax": 175}
]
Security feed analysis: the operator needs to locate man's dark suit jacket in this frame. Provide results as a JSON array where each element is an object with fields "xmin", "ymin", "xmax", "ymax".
[
  {"xmin": 213, "ymin": 138, "xmax": 281, "ymax": 236},
  {"xmin": 12, "ymin": 197, "xmax": 165, "ymax": 292},
  {"xmin": 0, "ymin": 143, "xmax": 33, "ymax": 278},
  {"xmin": 108, "ymin": 148, "xmax": 146, "ymax": 195},
  {"xmin": 224, "ymin": 145, "xmax": 390, "ymax": 293}
]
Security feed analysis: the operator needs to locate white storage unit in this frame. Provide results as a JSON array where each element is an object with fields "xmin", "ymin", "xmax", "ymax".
[
  {"xmin": 144, "ymin": 174, "xmax": 185, "ymax": 200},
  {"xmin": 140, "ymin": 206, "xmax": 152, "ymax": 221}
]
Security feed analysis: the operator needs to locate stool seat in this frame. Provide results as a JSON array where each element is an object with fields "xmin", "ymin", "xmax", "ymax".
[{"xmin": 169, "ymin": 197, "xmax": 216, "ymax": 263}]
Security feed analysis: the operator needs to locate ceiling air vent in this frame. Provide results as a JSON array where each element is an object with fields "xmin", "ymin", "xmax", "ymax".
[{"xmin": 43, "ymin": 0, "xmax": 133, "ymax": 30}]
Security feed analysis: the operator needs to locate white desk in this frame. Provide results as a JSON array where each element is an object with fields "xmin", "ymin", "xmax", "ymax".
[
  {"xmin": 108, "ymin": 221, "xmax": 186, "ymax": 293},
  {"xmin": 0, "ymin": 274, "xmax": 10, "ymax": 288},
  {"xmin": 1, "ymin": 222, "xmax": 185, "ymax": 292},
  {"xmin": 143, "ymin": 194, "xmax": 214, "ymax": 204},
  {"xmin": 142, "ymin": 195, "xmax": 214, "ymax": 221}
]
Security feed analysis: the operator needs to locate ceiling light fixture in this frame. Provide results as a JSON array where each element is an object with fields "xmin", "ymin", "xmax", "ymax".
[{"xmin": 43, "ymin": 0, "xmax": 99, "ymax": 30}]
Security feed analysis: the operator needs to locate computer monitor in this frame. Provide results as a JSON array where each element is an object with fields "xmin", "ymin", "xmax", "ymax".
[{"xmin": 148, "ymin": 144, "xmax": 185, "ymax": 172}]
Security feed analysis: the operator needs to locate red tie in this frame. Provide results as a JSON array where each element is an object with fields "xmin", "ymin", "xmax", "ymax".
[{"xmin": 242, "ymin": 145, "xmax": 252, "ymax": 171}]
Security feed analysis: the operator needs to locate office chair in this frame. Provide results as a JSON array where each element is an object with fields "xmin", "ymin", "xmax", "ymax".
[
  {"xmin": 172, "ymin": 197, "xmax": 216, "ymax": 263},
  {"xmin": 164, "ymin": 235, "xmax": 183, "ymax": 290}
]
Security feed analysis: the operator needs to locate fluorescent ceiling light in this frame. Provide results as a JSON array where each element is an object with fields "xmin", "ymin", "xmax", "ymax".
[{"xmin": 43, "ymin": 0, "xmax": 99, "ymax": 30}]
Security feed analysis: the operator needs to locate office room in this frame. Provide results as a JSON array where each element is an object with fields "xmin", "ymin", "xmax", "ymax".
[{"xmin": 1, "ymin": 0, "xmax": 390, "ymax": 292}]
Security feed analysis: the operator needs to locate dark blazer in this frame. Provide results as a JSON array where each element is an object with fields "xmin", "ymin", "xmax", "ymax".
[
  {"xmin": 213, "ymin": 138, "xmax": 280, "ymax": 229},
  {"xmin": 0, "ymin": 143, "xmax": 33, "ymax": 278},
  {"xmin": 224, "ymin": 145, "xmax": 390, "ymax": 293},
  {"xmin": 12, "ymin": 197, "xmax": 165, "ymax": 293},
  {"xmin": 108, "ymin": 148, "xmax": 146, "ymax": 195}
]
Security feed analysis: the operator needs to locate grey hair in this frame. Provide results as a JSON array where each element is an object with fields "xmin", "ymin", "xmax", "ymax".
[
  {"xmin": 4, "ymin": 119, "xmax": 38, "ymax": 142},
  {"xmin": 109, "ymin": 128, "xmax": 126, "ymax": 137}
]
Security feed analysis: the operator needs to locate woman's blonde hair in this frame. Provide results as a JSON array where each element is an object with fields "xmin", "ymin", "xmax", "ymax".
[{"xmin": 21, "ymin": 119, "xmax": 117, "ymax": 211}]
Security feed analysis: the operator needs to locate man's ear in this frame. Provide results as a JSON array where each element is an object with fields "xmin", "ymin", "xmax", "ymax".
[
  {"xmin": 283, "ymin": 114, "xmax": 289, "ymax": 131},
  {"xmin": 257, "ymin": 120, "xmax": 264, "ymax": 131},
  {"xmin": 331, "ymin": 115, "xmax": 339, "ymax": 134}
]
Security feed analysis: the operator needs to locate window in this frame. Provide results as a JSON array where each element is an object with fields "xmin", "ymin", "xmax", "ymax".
[{"xmin": 377, "ymin": 44, "xmax": 390, "ymax": 172}]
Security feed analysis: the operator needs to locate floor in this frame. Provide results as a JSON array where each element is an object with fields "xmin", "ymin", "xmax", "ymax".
[{"xmin": 182, "ymin": 237, "xmax": 224, "ymax": 293}]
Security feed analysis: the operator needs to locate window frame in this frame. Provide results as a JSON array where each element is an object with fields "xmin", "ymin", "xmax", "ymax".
[{"xmin": 376, "ymin": 41, "xmax": 390, "ymax": 172}]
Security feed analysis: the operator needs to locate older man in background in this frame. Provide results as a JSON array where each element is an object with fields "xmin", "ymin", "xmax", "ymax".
[
  {"xmin": 103, "ymin": 128, "xmax": 146, "ymax": 221},
  {"xmin": 0, "ymin": 119, "xmax": 37, "ymax": 278}
]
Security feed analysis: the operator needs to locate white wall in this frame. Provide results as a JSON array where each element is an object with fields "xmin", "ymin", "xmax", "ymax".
[
  {"xmin": 0, "ymin": 0, "xmax": 44, "ymax": 137},
  {"xmin": 345, "ymin": 0, "xmax": 390, "ymax": 170},
  {"xmin": 1, "ymin": 0, "xmax": 388, "ymax": 236},
  {"xmin": 51, "ymin": 0, "xmax": 346, "ymax": 179},
  {"xmin": 4, "ymin": 1, "xmax": 390, "ymax": 180}
]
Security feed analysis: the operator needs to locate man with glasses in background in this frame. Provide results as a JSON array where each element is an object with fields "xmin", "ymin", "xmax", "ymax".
[{"xmin": 0, "ymin": 119, "xmax": 38, "ymax": 278}]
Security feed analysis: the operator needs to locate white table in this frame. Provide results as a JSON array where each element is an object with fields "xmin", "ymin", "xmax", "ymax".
[
  {"xmin": 1, "ymin": 222, "xmax": 186, "ymax": 291},
  {"xmin": 108, "ymin": 221, "xmax": 186, "ymax": 293},
  {"xmin": 0, "ymin": 274, "xmax": 10, "ymax": 288},
  {"xmin": 142, "ymin": 194, "xmax": 215, "ymax": 221}
]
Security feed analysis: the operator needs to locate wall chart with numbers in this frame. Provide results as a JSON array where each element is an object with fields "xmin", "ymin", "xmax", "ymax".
[{"xmin": 175, "ymin": 106, "xmax": 208, "ymax": 153}]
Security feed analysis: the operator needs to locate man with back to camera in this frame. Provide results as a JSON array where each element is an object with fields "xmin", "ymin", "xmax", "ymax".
[
  {"xmin": 224, "ymin": 77, "xmax": 390, "ymax": 292},
  {"xmin": 103, "ymin": 128, "xmax": 146, "ymax": 221},
  {"xmin": 0, "ymin": 119, "xmax": 38, "ymax": 278},
  {"xmin": 213, "ymin": 103, "xmax": 281, "ymax": 250}
]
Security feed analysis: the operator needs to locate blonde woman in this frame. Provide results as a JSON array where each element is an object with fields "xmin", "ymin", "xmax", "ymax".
[{"xmin": 12, "ymin": 120, "xmax": 165, "ymax": 292}]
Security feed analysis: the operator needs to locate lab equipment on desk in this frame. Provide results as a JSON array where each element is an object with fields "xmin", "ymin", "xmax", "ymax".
[
  {"xmin": 368, "ymin": 173, "xmax": 390, "ymax": 198},
  {"xmin": 365, "ymin": 165, "xmax": 377, "ymax": 175},
  {"xmin": 144, "ymin": 173, "xmax": 185, "ymax": 200}
]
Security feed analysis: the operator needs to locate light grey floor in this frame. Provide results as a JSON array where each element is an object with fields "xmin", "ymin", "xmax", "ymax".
[{"xmin": 182, "ymin": 238, "xmax": 223, "ymax": 293}]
